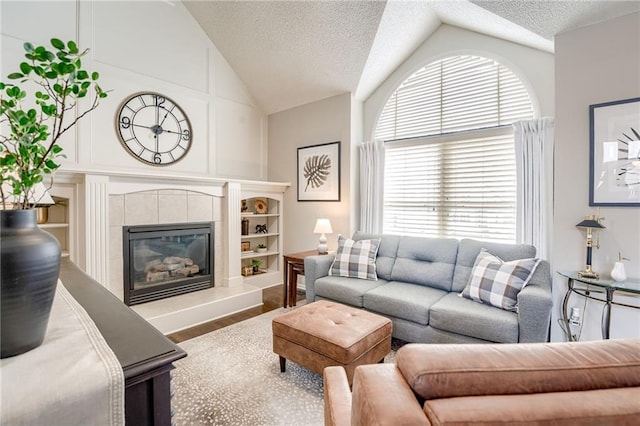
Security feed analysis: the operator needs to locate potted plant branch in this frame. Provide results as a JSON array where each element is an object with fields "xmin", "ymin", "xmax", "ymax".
[
  {"xmin": 1, "ymin": 38, "xmax": 107, "ymax": 207},
  {"xmin": 0, "ymin": 38, "xmax": 107, "ymax": 358}
]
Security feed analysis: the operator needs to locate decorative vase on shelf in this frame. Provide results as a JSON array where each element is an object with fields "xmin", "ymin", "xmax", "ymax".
[{"xmin": 1, "ymin": 209, "xmax": 61, "ymax": 358}]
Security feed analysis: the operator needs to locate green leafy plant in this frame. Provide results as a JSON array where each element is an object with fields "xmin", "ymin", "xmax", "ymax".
[
  {"xmin": 257, "ymin": 244, "xmax": 267, "ymax": 249},
  {"xmin": 251, "ymin": 259, "xmax": 262, "ymax": 268},
  {"xmin": 0, "ymin": 38, "xmax": 107, "ymax": 209}
]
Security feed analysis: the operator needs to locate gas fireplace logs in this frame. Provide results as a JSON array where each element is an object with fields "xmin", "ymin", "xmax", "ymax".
[{"xmin": 144, "ymin": 257, "xmax": 200, "ymax": 282}]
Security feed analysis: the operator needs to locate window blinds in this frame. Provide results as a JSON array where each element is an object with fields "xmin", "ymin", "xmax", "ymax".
[
  {"xmin": 383, "ymin": 128, "xmax": 517, "ymax": 242},
  {"xmin": 376, "ymin": 55, "xmax": 534, "ymax": 243},
  {"xmin": 375, "ymin": 56, "xmax": 534, "ymax": 141}
]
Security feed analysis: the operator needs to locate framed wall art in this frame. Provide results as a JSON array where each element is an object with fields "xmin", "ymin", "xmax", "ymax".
[
  {"xmin": 297, "ymin": 141, "xmax": 341, "ymax": 202},
  {"xmin": 589, "ymin": 97, "xmax": 640, "ymax": 207}
]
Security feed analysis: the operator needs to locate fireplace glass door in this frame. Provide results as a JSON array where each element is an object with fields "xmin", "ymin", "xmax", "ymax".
[{"xmin": 123, "ymin": 222, "xmax": 214, "ymax": 305}]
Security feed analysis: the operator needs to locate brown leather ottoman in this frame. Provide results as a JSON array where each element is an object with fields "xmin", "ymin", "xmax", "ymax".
[{"xmin": 272, "ymin": 300, "xmax": 392, "ymax": 384}]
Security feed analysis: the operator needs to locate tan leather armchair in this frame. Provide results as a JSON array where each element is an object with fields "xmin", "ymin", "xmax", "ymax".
[{"xmin": 324, "ymin": 338, "xmax": 640, "ymax": 425}]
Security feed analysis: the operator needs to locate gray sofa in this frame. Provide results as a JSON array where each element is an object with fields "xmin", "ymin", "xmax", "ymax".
[{"xmin": 304, "ymin": 232, "xmax": 553, "ymax": 344}]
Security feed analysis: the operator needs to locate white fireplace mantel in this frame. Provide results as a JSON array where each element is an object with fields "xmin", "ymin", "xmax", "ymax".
[{"xmin": 54, "ymin": 168, "xmax": 290, "ymax": 292}]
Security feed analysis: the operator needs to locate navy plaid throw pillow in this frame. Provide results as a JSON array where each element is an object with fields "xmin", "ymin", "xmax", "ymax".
[
  {"xmin": 461, "ymin": 249, "xmax": 540, "ymax": 312},
  {"xmin": 329, "ymin": 235, "xmax": 381, "ymax": 280}
]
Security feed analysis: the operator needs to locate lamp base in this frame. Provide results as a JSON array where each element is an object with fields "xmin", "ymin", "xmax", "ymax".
[
  {"xmin": 578, "ymin": 269, "xmax": 599, "ymax": 280},
  {"xmin": 317, "ymin": 233, "xmax": 328, "ymax": 254}
]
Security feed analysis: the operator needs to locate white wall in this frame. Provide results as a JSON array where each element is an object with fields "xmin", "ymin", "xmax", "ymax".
[
  {"xmin": 364, "ymin": 24, "xmax": 556, "ymax": 141},
  {"xmin": 553, "ymin": 12, "xmax": 640, "ymax": 341},
  {"xmin": 268, "ymin": 93, "xmax": 353, "ymax": 254},
  {"xmin": 1, "ymin": 0, "xmax": 266, "ymax": 181}
]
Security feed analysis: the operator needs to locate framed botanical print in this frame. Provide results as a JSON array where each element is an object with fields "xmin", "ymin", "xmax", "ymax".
[
  {"xmin": 297, "ymin": 141, "xmax": 341, "ymax": 202},
  {"xmin": 589, "ymin": 97, "xmax": 640, "ymax": 206}
]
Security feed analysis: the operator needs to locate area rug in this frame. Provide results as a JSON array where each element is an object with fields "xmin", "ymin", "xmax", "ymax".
[{"xmin": 171, "ymin": 306, "xmax": 403, "ymax": 426}]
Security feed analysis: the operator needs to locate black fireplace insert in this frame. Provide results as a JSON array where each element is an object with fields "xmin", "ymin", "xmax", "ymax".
[{"xmin": 123, "ymin": 222, "xmax": 214, "ymax": 305}]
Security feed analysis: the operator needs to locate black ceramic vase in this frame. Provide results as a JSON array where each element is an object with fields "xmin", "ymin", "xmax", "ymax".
[{"xmin": 1, "ymin": 209, "xmax": 61, "ymax": 358}]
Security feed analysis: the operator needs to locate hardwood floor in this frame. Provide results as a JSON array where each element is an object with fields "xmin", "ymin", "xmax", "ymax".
[{"xmin": 167, "ymin": 284, "xmax": 304, "ymax": 343}]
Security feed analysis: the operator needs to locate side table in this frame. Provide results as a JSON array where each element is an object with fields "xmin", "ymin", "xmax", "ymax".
[
  {"xmin": 558, "ymin": 271, "xmax": 640, "ymax": 341},
  {"xmin": 283, "ymin": 250, "xmax": 327, "ymax": 307}
]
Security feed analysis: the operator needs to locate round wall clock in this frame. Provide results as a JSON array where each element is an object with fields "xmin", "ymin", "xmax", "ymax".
[{"xmin": 115, "ymin": 92, "xmax": 192, "ymax": 166}]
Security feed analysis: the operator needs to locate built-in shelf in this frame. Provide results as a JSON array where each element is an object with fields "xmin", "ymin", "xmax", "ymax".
[
  {"xmin": 241, "ymin": 251, "xmax": 279, "ymax": 259},
  {"xmin": 239, "ymin": 194, "xmax": 282, "ymax": 288},
  {"xmin": 39, "ymin": 223, "xmax": 69, "ymax": 229},
  {"xmin": 241, "ymin": 232, "xmax": 279, "ymax": 239},
  {"xmin": 242, "ymin": 269, "xmax": 281, "ymax": 289},
  {"xmin": 39, "ymin": 196, "xmax": 70, "ymax": 261}
]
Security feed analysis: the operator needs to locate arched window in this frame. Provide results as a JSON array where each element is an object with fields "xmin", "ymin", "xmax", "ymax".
[{"xmin": 375, "ymin": 55, "xmax": 534, "ymax": 243}]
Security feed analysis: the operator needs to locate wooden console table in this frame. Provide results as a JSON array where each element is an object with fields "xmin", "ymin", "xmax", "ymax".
[
  {"xmin": 60, "ymin": 259, "xmax": 186, "ymax": 425},
  {"xmin": 282, "ymin": 250, "xmax": 327, "ymax": 308}
]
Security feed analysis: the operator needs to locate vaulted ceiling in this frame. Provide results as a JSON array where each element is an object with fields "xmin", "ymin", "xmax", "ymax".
[{"xmin": 183, "ymin": 0, "xmax": 640, "ymax": 115}]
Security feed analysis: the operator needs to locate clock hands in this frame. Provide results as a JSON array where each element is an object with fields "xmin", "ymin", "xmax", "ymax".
[
  {"xmin": 130, "ymin": 123, "xmax": 182, "ymax": 136},
  {"xmin": 159, "ymin": 105, "xmax": 176, "ymax": 127}
]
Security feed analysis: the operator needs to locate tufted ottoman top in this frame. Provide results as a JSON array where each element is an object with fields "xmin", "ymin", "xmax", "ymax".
[{"xmin": 272, "ymin": 300, "xmax": 392, "ymax": 364}]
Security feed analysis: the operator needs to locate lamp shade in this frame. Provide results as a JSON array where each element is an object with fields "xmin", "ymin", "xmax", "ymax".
[
  {"xmin": 576, "ymin": 219, "xmax": 605, "ymax": 229},
  {"xmin": 313, "ymin": 218, "xmax": 333, "ymax": 234}
]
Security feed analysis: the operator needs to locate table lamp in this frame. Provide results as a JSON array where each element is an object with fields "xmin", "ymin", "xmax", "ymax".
[
  {"xmin": 575, "ymin": 215, "xmax": 605, "ymax": 279},
  {"xmin": 313, "ymin": 218, "xmax": 333, "ymax": 254}
]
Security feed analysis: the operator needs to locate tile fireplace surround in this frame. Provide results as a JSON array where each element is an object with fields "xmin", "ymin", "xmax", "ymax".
[{"xmin": 52, "ymin": 170, "xmax": 288, "ymax": 333}]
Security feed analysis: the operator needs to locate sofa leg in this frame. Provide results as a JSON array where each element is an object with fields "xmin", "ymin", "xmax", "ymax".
[{"xmin": 279, "ymin": 356, "xmax": 286, "ymax": 372}]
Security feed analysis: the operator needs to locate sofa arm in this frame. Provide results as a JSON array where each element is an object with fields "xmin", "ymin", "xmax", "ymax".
[
  {"xmin": 303, "ymin": 255, "xmax": 334, "ymax": 303},
  {"xmin": 323, "ymin": 367, "xmax": 352, "ymax": 426},
  {"xmin": 350, "ymin": 364, "xmax": 430, "ymax": 426},
  {"xmin": 517, "ymin": 260, "xmax": 553, "ymax": 342}
]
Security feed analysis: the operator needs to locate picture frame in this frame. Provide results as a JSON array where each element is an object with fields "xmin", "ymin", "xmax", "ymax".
[
  {"xmin": 241, "ymin": 241, "xmax": 251, "ymax": 252},
  {"xmin": 589, "ymin": 97, "xmax": 640, "ymax": 207},
  {"xmin": 297, "ymin": 141, "xmax": 341, "ymax": 202}
]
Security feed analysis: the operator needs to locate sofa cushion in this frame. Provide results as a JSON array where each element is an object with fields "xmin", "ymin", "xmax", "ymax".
[
  {"xmin": 353, "ymin": 232, "xmax": 400, "ymax": 281},
  {"xmin": 329, "ymin": 235, "xmax": 381, "ymax": 280},
  {"xmin": 389, "ymin": 237, "xmax": 459, "ymax": 291},
  {"xmin": 363, "ymin": 281, "xmax": 447, "ymax": 326},
  {"xmin": 315, "ymin": 276, "xmax": 387, "ymax": 308},
  {"xmin": 451, "ymin": 239, "xmax": 537, "ymax": 293},
  {"xmin": 424, "ymin": 388, "xmax": 640, "ymax": 425},
  {"xmin": 429, "ymin": 293, "xmax": 519, "ymax": 343},
  {"xmin": 461, "ymin": 249, "xmax": 540, "ymax": 312}
]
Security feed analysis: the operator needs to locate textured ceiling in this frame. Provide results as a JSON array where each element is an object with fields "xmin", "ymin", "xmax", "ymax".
[
  {"xmin": 184, "ymin": 0, "xmax": 387, "ymax": 114},
  {"xmin": 183, "ymin": 0, "xmax": 640, "ymax": 115},
  {"xmin": 472, "ymin": 0, "xmax": 640, "ymax": 40}
]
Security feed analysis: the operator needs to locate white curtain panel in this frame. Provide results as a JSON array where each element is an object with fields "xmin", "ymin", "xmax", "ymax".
[
  {"xmin": 359, "ymin": 140, "xmax": 385, "ymax": 234},
  {"xmin": 513, "ymin": 118, "xmax": 555, "ymax": 260}
]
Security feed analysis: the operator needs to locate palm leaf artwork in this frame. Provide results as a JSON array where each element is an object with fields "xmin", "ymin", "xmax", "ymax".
[{"xmin": 304, "ymin": 154, "xmax": 332, "ymax": 191}]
